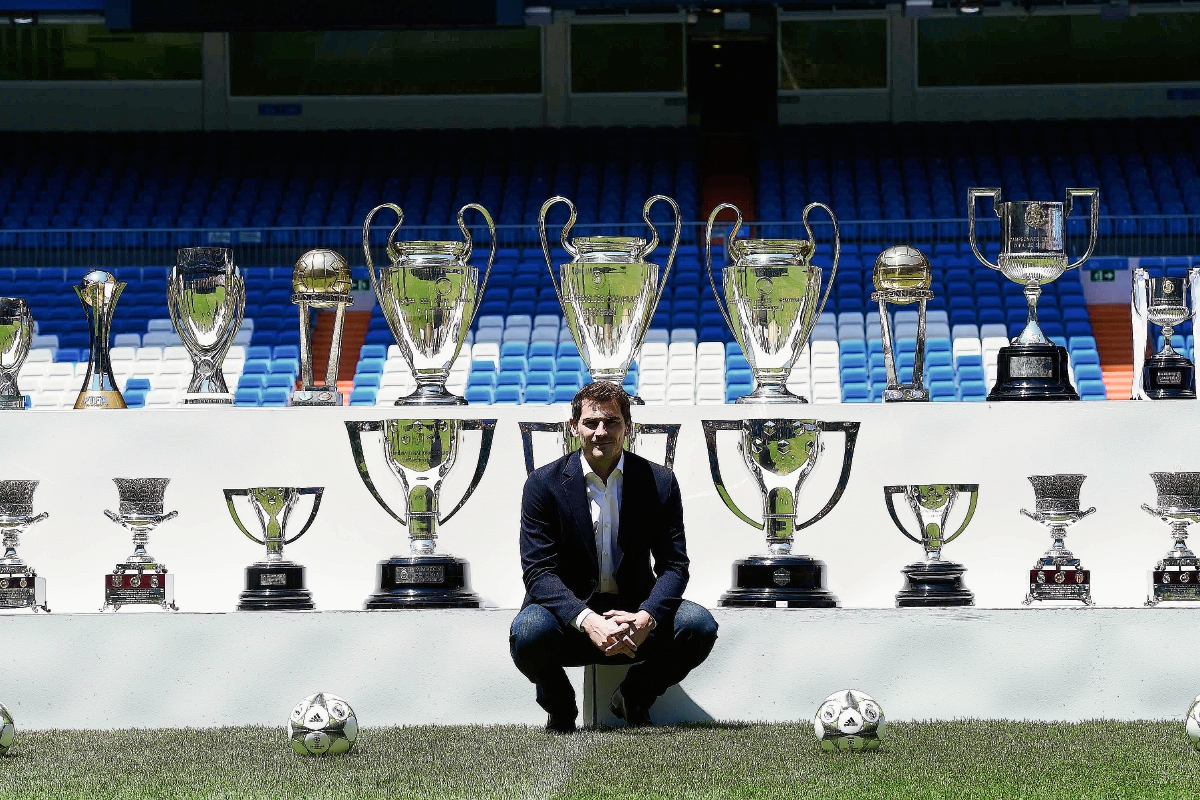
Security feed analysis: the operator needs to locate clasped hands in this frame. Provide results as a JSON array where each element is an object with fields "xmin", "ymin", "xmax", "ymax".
[{"xmin": 583, "ymin": 609, "xmax": 654, "ymax": 658}]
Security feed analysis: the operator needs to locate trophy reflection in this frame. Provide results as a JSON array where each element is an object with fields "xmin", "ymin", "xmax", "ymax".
[
  {"xmin": 517, "ymin": 418, "xmax": 680, "ymax": 475},
  {"xmin": 225, "ymin": 487, "xmax": 323, "ymax": 610},
  {"xmin": 0, "ymin": 298, "xmax": 33, "ymax": 410},
  {"xmin": 101, "ymin": 478, "xmax": 179, "ymax": 611},
  {"xmin": 1131, "ymin": 268, "xmax": 1200, "ymax": 400},
  {"xmin": 884, "ymin": 484, "xmax": 978, "ymax": 606},
  {"xmin": 1021, "ymin": 474, "xmax": 1095, "ymax": 605},
  {"xmin": 0, "ymin": 480, "xmax": 50, "ymax": 612},
  {"xmin": 1143, "ymin": 472, "xmax": 1200, "ymax": 605}
]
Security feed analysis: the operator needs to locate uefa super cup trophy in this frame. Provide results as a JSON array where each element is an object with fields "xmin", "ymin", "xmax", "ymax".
[
  {"xmin": 517, "ymin": 419, "xmax": 681, "ymax": 475},
  {"xmin": 346, "ymin": 418, "xmax": 496, "ymax": 608},
  {"xmin": 75, "ymin": 270, "xmax": 127, "ymax": 409},
  {"xmin": 0, "ymin": 480, "xmax": 50, "ymax": 612},
  {"xmin": 702, "ymin": 418, "xmax": 860, "ymax": 607},
  {"xmin": 884, "ymin": 484, "xmax": 978, "ymax": 606},
  {"xmin": 539, "ymin": 195, "xmax": 680, "ymax": 401},
  {"xmin": 0, "ymin": 297, "xmax": 33, "ymax": 410},
  {"xmin": 1021, "ymin": 474, "xmax": 1095, "ymax": 605},
  {"xmin": 873, "ymin": 246, "xmax": 934, "ymax": 402},
  {"xmin": 1143, "ymin": 472, "xmax": 1200, "ymax": 605},
  {"xmin": 705, "ymin": 202, "xmax": 839, "ymax": 403},
  {"xmin": 362, "ymin": 203, "xmax": 495, "ymax": 405},
  {"xmin": 225, "ymin": 486, "xmax": 323, "ymax": 610},
  {"xmin": 168, "ymin": 247, "xmax": 246, "ymax": 405},
  {"xmin": 292, "ymin": 249, "xmax": 354, "ymax": 406},
  {"xmin": 100, "ymin": 478, "xmax": 179, "ymax": 611},
  {"xmin": 1131, "ymin": 268, "xmax": 1200, "ymax": 400},
  {"xmin": 969, "ymin": 187, "xmax": 1098, "ymax": 401}
]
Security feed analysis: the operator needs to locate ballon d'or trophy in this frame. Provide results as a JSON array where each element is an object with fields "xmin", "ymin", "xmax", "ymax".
[
  {"xmin": 292, "ymin": 249, "xmax": 354, "ymax": 406},
  {"xmin": 0, "ymin": 480, "xmax": 50, "ymax": 612},
  {"xmin": 75, "ymin": 270, "xmax": 127, "ymax": 409},
  {"xmin": 702, "ymin": 418, "xmax": 860, "ymax": 607},
  {"xmin": 873, "ymin": 245, "xmax": 934, "ymax": 402},
  {"xmin": 1021, "ymin": 474, "xmax": 1095, "ymax": 605},
  {"xmin": 346, "ymin": 418, "xmax": 496, "ymax": 608},
  {"xmin": 539, "ymin": 195, "xmax": 680, "ymax": 402},
  {"xmin": 1131, "ymin": 267, "xmax": 1200, "ymax": 399},
  {"xmin": 225, "ymin": 487, "xmax": 323, "ymax": 610},
  {"xmin": 969, "ymin": 187, "xmax": 1099, "ymax": 400},
  {"xmin": 168, "ymin": 247, "xmax": 246, "ymax": 404},
  {"xmin": 100, "ymin": 478, "xmax": 179, "ymax": 611},
  {"xmin": 518, "ymin": 419, "xmax": 681, "ymax": 475},
  {"xmin": 1143, "ymin": 472, "xmax": 1200, "ymax": 606},
  {"xmin": 362, "ymin": 203, "xmax": 495, "ymax": 405},
  {"xmin": 705, "ymin": 201, "xmax": 839, "ymax": 403},
  {"xmin": 884, "ymin": 484, "xmax": 978, "ymax": 606},
  {"xmin": 0, "ymin": 297, "xmax": 33, "ymax": 410}
]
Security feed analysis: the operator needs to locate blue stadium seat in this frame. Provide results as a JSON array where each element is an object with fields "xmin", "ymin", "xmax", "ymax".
[
  {"xmin": 349, "ymin": 388, "xmax": 377, "ymax": 406},
  {"xmin": 524, "ymin": 385, "xmax": 551, "ymax": 404},
  {"xmin": 124, "ymin": 378, "xmax": 152, "ymax": 392},
  {"xmin": 494, "ymin": 385, "xmax": 521, "ymax": 404},
  {"xmin": 261, "ymin": 387, "xmax": 290, "ymax": 407},
  {"xmin": 465, "ymin": 386, "xmax": 494, "ymax": 404}
]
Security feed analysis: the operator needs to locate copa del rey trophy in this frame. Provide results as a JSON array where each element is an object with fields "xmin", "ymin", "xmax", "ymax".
[
  {"xmin": 1143, "ymin": 472, "xmax": 1200, "ymax": 606},
  {"xmin": 225, "ymin": 487, "xmax": 323, "ymax": 610},
  {"xmin": 168, "ymin": 247, "xmax": 246, "ymax": 404},
  {"xmin": 101, "ymin": 478, "xmax": 179, "ymax": 611},
  {"xmin": 884, "ymin": 484, "xmax": 978, "ymax": 606},
  {"xmin": 873, "ymin": 246, "xmax": 934, "ymax": 402},
  {"xmin": 292, "ymin": 250, "xmax": 354, "ymax": 406},
  {"xmin": 1131, "ymin": 268, "xmax": 1200, "ymax": 400},
  {"xmin": 704, "ymin": 201, "xmax": 839, "ymax": 403},
  {"xmin": 0, "ymin": 297, "xmax": 33, "ymax": 410},
  {"xmin": 0, "ymin": 480, "xmax": 50, "ymax": 613},
  {"xmin": 517, "ymin": 419, "xmax": 681, "ymax": 475},
  {"xmin": 1021, "ymin": 475, "xmax": 1095, "ymax": 605},
  {"xmin": 75, "ymin": 271, "xmax": 127, "ymax": 409}
]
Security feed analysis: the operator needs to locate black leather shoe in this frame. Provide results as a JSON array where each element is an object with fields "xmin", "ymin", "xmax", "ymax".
[
  {"xmin": 610, "ymin": 686, "xmax": 653, "ymax": 728},
  {"xmin": 545, "ymin": 712, "xmax": 578, "ymax": 734}
]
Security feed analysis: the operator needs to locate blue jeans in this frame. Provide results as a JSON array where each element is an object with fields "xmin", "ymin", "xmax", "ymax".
[{"xmin": 509, "ymin": 599, "xmax": 718, "ymax": 720}]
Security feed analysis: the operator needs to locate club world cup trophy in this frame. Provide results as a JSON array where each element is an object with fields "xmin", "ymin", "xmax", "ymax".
[
  {"xmin": 100, "ymin": 478, "xmax": 179, "ymax": 611},
  {"xmin": 517, "ymin": 419, "xmax": 681, "ymax": 475},
  {"xmin": 168, "ymin": 247, "xmax": 246, "ymax": 404},
  {"xmin": 0, "ymin": 298, "xmax": 33, "ymax": 410},
  {"xmin": 702, "ymin": 418, "xmax": 860, "ymax": 607},
  {"xmin": 362, "ymin": 203, "xmax": 495, "ymax": 405},
  {"xmin": 873, "ymin": 246, "xmax": 934, "ymax": 402},
  {"xmin": 292, "ymin": 250, "xmax": 354, "ymax": 406},
  {"xmin": 1143, "ymin": 472, "xmax": 1200, "ymax": 606},
  {"xmin": 884, "ymin": 484, "xmax": 978, "ymax": 606},
  {"xmin": 1020, "ymin": 475, "xmax": 1095, "ymax": 605},
  {"xmin": 539, "ymin": 195, "xmax": 681, "ymax": 402},
  {"xmin": 346, "ymin": 418, "xmax": 495, "ymax": 608},
  {"xmin": 704, "ymin": 202, "xmax": 839, "ymax": 403},
  {"xmin": 75, "ymin": 271, "xmax": 127, "ymax": 409},
  {"xmin": 1131, "ymin": 268, "xmax": 1200, "ymax": 400},
  {"xmin": 968, "ymin": 187, "xmax": 1099, "ymax": 401},
  {"xmin": 0, "ymin": 481, "xmax": 50, "ymax": 612},
  {"xmin": 225, "ymin": 487, "xmax": 323, "ymax": 610}
]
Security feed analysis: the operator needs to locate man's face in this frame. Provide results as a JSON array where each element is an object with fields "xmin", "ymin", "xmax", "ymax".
[{"xmin": 570, "ymin": 399, "xmax": 628, "ymax": 464}]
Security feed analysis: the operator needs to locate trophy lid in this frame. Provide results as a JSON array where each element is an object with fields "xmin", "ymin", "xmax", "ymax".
[
  {"xmin": 113, "ymin": 477, "xmax": 171, "ymax": 517},
  {"xmin": 873, "ymin": 245, "xmax": 932, "ymax": 294},
  {"xmin": 0, "ymin": 479, "xmax": 38, "ymax": 518},
  {"xmin": 1028, "ymin": 474, "xmax": 1086, "ymax": 513},
  {"xmin": 1149, "ymin": 472, "xmax": 1200, "ymax": 511},
  {"xmin": 293, "ymin": 249, "xmax": 352, "ymax": 299}
]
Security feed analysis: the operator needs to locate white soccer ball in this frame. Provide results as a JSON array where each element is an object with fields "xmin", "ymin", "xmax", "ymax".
[
  {"xmin": 1187, "ymin": 694, "xmax": 1200, "ymax": 750},
  {"xmin": 288, "ymin": 693, "xmax": 358, "ymax": 756},
  {"xmin": 813, "ymin": 689, "xmax": 886, "ymax": 752},
  {"xmin": 0, "ymin": 701, "xmax": 15, "ymax": 756}
]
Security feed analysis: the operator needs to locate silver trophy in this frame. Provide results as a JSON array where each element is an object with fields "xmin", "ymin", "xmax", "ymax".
[
  {"xmin": 225, "ymin": 487, "xmax": 323, "ymax": 610},
  {"xmin": 75, "ymin": 271, "xmax": 127, "ymax": 409},
  {"xmin": 885, "ymin": 484, "xmax": 978, "ymax": 606},
  {"xmin": 517, "ymin": 420, "xmax": 681, "ymax": 475},
  {"xmin": 1021, "ymin": 474, "xmax": 1095, "ymax": 605},
  {"xmin": 539, "ymin": 195, "xmax": 680, "ymax": 401},
  {"xmin": 705, "ymin": 201, "xmax": 838, "ymax": 403},
  {"xmin": 292, "ymin": 250, "xmax": 354, "ymax": 406},
  {"xmin": 1131, "ymin": 268, "xmax": 1200, "ymax": 400},
  {"xmin": 873, "ymin": 246, "xmax": 934, "ymax": 402},
  {"xmin": 0, "ymin": 480, "xmax": 50, "ymax": 612},
  {"xmin": 0, "ymin": 298, "xmax": 33, "ymax": 410},
  {"xmin": 101, "ymin": 478, "xmax": 179, "ymax": 611},
  {"xmin": 168, "ymin": 247, "xmax": 246, "ymax": 405},
  {"xmin": 702, "ymin": 418, "xmax": 860, "ymax": 607},
  {"xmin": 1143, "ymin": 472, "xmax": 1200, "ymax": 606},
  {"xmin": 362, "ymin": 203, "xmax": 495, "ymax": 405},
  {"xmin": 346, "ymin": 418, "xmax": 496, "ymax": 608}
]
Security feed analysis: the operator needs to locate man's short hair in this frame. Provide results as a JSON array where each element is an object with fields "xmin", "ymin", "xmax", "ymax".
[{"xmin": 570, "ymin": 382, "xmax": 632, "ymax": 425}]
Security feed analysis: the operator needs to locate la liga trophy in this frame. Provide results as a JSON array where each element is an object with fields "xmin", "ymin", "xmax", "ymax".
[
  {"xmin": 1021, "ymin": 474, "xmax": 1095, "ymax": 605},
  {"xmin": 292, "ymin": 250, "xmax": 354, "ymax": 406},
  {"xmin": 168, "ymin": 247, "xmax": 246, "ymax": 404},
  {"xmin": 225, "ymin": 487, "xmax": 323, "ymax": 610},
  {"xmin": 1143, "ymin": 472, "xmax": 1200, "ymax": 605},
  {"xmin": 0, "ymin": 480, "xmax": 50, "ymax": 612},
  {"xmin": 884, "ymin": 484, "xmax": 978, "ymax": 606},
  {"xmin": 517, "ymin": 419, "xmax": 681, "ymax": 475},
  {"xmin": 75, "ymin": 271, "xmax": 127, "ymax": 409},
  {"xmin": 873, "ymin": 245, "xmax": 934, "ymax": 402},
  {"xmin": 1131, "ymin": 268, "xmax": 1200, "ymax": 400},
  {"xmin": 100, "ymin": 478, "xmax": 179, "ymax": 611},
  {"xmin": 0, "ymin": 297, "xmax": 33, "ymax": 410}
]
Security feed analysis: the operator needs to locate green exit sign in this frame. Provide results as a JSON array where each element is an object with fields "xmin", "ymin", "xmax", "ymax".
[
  {"xmin": 352, "ymin": 278, "xmax": 371, "ymax": 291},
  {"xmin": 1089, "ymin": 269, "xmax": 1116, "ymax": 283}
]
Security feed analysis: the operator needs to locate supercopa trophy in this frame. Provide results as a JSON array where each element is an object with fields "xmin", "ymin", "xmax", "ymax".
[
  {"xmin": 884, "ymin": 484, "xmax": 978, "ymax": 606},
  {"xmin": 75, "ymin": 271, "xmax": 127, "ymax": 409},
  {"xmin": 225, "ymin": 487, "xmax": 323, "ymax": 610},
  {"xmin": 346, "ymin": 418, "xmax": 495, "ymax": 608},
  {"xmin": 101, "ymin": 478, "xmax": 179, "ymax": 611},
  {"xmin": 362, "ymin": 203, "xmax": 495, "ymax": 405},
  {"xmin": 968, "ymin": 187, "xmax": 1099, "ymax": 401},
  {"xmin": 873, "ymin": 246, "xmax": 934, "ymax": 402},
  {"xmin": 1143, "ymin": 472, "xmax": 1200, "ymax": 605},
  {"xmin": 704, "ymin": 202, "xmax": 838, "ymax": 403},
  {"xmin": 702, "ymin": 418, "xmax": 860, "ymax": 607},
  {"xmin": 0, "ymin": 481, "xmax": 50, "ymax": 612},
  {"xmin": 539, "ymin": 195, "xmax": 680, "ymax": 402},
  {"xmin": 292, "ymin": 250, "xmax": 353, "ymax": 406},
  {"xmin": 168, "ymin": 247, "xmax": 245, "ymax": 405},
  {"xmin": 1131, "ymin": 268, "xmax": 1200, "ymax": 400},
  {"xmin": 0, "ymin": 298, "xmax": 33, "ymax": 410},
  {"xmin": 1021, "ymin": 475, "xmax": 1095, "ymax": 605},
  {"xmin": 517, "ymin": 419, "xmax": 681, "ymax": 475}
]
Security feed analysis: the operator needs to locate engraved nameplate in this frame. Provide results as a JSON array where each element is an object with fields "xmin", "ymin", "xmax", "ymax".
[
  {"xmin": 1009, "ymin": 356, "xmax": 1054, "ymax": 378},
  {"xmin": 259, "ymin": 573, "xmax": 288, "ymax": 587},
  {"xmin": 1155, "ymin": 371, "xmax": 1183, "ymax": 386},
  {"xmin": 0, "ymin": 587, "xmax": 36, "ymax": 607},
  {"xmin": 394, "ymin": 565, "xmax": 445, "ymax": 584}
]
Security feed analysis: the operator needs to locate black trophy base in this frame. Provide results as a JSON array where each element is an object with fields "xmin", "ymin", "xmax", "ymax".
[
  {"xmin": 719, "ymin": 554, "xmax": 839, "ymax": 608},
  {"xmin": 238, "ymin": 563, "xmax": 314, "ymax": 611},
  {"xmin": 1144, "ymin": 353, "xmax": 1197, "ymax": 400},
  {"xmin": 896, "ymin": 560, "xmax": 974, "ymax": 607},
  {"xmin": 987, "ymin": 344, "xmax": 1080, "ymax": 401},
  {"xmin": 365, "ymin": 554, "xmax": 481, "ymax": 609}
]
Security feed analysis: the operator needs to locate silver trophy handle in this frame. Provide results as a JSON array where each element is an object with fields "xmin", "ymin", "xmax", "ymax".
[
  {"xmin": 457, "ymin": 203, "xmax": 497, "ymax": 333},
  {"xmin": 437, "ymin": 419, "xmax": 496, "ymax": 525},
  {"xmin": 517, "ymin": 421, "xmax": 570, "ymax": 476},
  {"xmin": 702, "ymin": 419, "xmax": 763, "ymax": 530},
  {"xmin": 362, "ymin": 203, "xmax": 405, "ymax": 309},
  {"xmin": 1131, "ymin": 267, "xmax": 1149, "ymax": 400},
  {"xmin": 941, "ymin": 484, "xmax": 980, "ymax": 546},
  {"xmin": 795, "ymin": 420, "xmax": 860, "ymax": 531},
  {"xmin": 1064, "ymin": 188, "xmax": 1100, "ymax": 270},
  {"xmin": 345, "ymin": 420, "xmax": 408, "ymax": 526},
  {"xmin": 967, "ymin": 188, "xmax": 1002, "ymax": 271},
  {"xmin": 103, "ymin": 508, "xmax": 178, "ymax": 526},
  {"xmin": 883, "ymin": 486, "xmax": 924, "ymax": 546},
  {"xmin": 704, "ymin": 202, "xmax": 743, "ymax": 337},
  {"xmin": 632, "ymin": 422, "xmax": 681, "ymax": 472},
  {"xmin": 633, "ymin": 194, "xmax": 681, "ymax": 362},
  {"xmin": 538, "ymin": 196, "xmax": 577, "ymax": 314},
  {"xmin": 795, "ymin": 202, "xmax": 841, "ymax": 351},
  {"xmin": 284, "ymin": 487, "xmax": 324, "ymax": 545},
  {"xmin": 223, "ymin": 488, "xmax": 266, "ymax": 546}
]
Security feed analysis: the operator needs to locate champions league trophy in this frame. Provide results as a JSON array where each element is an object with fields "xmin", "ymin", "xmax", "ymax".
[
  {"xmin": 225, "ymin": 487, "xmax": 323, "ymax": 610},
  {"xmin": 168, "ymin": 247, "xmax": 246, "ymax": 405},
  {"xmin": 702, "ymin": 418, "xmax": 860, "ymax": 607},
  {"xmin": 517, "ymin": 419, "xmax": 681, "ymax": 475},
  {"xmin": 0, "ymin": 481, "xmax": 50, "ymax": 612},
  {"xmin": 539, "ymin": 195, "xmax": 680, "ymax": 402},
  {"xmin": 0, "ymin": 298, "xmax": 32, "ymax": 410},
  {"xmin": 704, "ymin": 202, "xmax": 839, "ymax": 403},
  {"xmin": 1131, "ymin": 268, "xmax": 1200, "ymax": 400},
  {"xmin": 1021, "ymin": 474, "xmax": 1095, "ymax": 605},
  {"xmin": 292, "ymin": 250, "xmax": 354, "ymax": 406},
  {"xmin": 873, "ymin": 246, "xmax": 934, "ymax": 402},
  {"xmin": 884, "ymin": 484, "xmax": 978, "ymax": 606},
  {"xmin": 968, "ymin": 187, "xmax": 1099, "ymax": 401},
  {"xmin": 75, "ymin": 271, "xmax": 127, "ymax": 409},
  {"xmin": 346, "ymin": 418, "xmax": 496, "ymax": 608},
  {"xmin": 101, "ymin": 478, "xmax": 179, "ymax": 611},
  {"xmin": 1143, "ymin": 472, "xmax": 1200, "ymax": 605},
  {"xmin": 362, "ymin": 203, "xmax": 495, "ymax": 405}
]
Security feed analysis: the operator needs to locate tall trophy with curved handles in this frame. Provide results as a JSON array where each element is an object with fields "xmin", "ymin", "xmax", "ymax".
[
  {"xmin": 884, "ymin": 484, "xmax": 978, "ymax": 607},
  {"xmin": 225, "ymin": 487, "xmax": 323, "ymax": 611},
  {"xmin": 1131, "ymin": 268, "xmax": 1200, "ymax": 400},
  {"xmin": 968, "ymin": 187, "xmax": 1099, "ymax": 401},
  {"xmin": 702, "ymin": 418, "xmax": 860, "ymax": 607},
  {"xmin": 705, "ymin": 202, "xmax": 839, "ymax": 403},
  {"xmin": 539, "ymin": 195, "xmax": 680, "ymax": 401},
  {"xmin": 363, "ymin": 203, "xmax": 496, "ymax": 405},
  {"xmin": 517, "ymin": 420, "xmax": 681, "ymax": 476},
  {"xmin": 168, "ymin": 248, "xmax": 246, "ymax": 405},
  {"xmin": 346, "ymin": 418, "xmax": 495, "ymax": 608}
]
